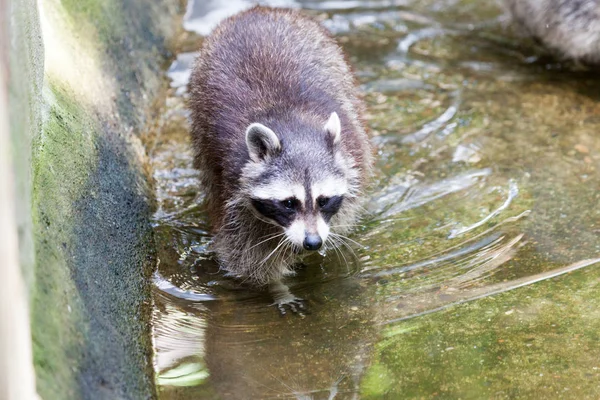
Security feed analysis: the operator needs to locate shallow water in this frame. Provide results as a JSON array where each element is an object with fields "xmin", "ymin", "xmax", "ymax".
[{"xmin": 149, "ymin": 1, "xmax": 600, "ymax": 398}]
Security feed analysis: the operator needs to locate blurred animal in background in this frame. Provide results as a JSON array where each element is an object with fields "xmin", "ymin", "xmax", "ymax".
[{"xmin": 503, "ymin": 0, "xmax": 600, "ymax": 64}]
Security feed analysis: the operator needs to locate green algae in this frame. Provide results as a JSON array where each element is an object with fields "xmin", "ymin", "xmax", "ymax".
[
  {"xmin": 30, "ymin": 81, "xmax": 96, "ymax": 399},
  {"xmin": 361, "ymin": 264, "xmax": 600, "ymax": 399},
  {"xmin": 30, "ymin": 79, "xmax": 159, "ymax": 399},
  {"xmin": 57, "ymin": 0, "xmax": 183, "ymax": 128}
]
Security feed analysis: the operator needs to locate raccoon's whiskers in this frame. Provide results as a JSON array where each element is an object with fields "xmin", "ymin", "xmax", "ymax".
[
  {"xmin": 247, "ymin": 231, "xmax": 286, "ymax": 251},
  {"xmin": 328, "ymin": 235, "xmax": 350, "ymax": 272},
  {"xmin": 275, "ymin": 240, "xmax": 293, "ymax": 274},
  {"xmin": 328, "ymin": 233, "xmax": 360, "ymax": 264},
  {"xmin": 326, "ymin": 237, "xmax": 343, "ymax": 266},
  {"xmin": 333, "ymin": 237, "xmax": 356, "ymax": 276},
  {"xmin": 330, "ymin": 223, "xmax": 363, "ymax": 229},
  {"xmin": 260, "ymin": 236, "xmax": 288, "ymax": 265},
  {"xmin": 328, "ymin": 232, "xmax": 363, "ymax": 248}
]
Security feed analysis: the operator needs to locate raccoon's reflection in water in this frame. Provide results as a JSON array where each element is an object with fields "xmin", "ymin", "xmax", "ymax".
[{"xmin": 153, "ymin": 252, "xmax": 374, "ymax": 399}]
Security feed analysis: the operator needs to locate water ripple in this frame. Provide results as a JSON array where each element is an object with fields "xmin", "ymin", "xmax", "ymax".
[
  {"xmin": 153, "ymin": 271, "xmax": 217, "ymax": 302},
  {"xmin": 382, "ymin": 258, "xmax": 600, "ymax": 325},
  {"xmin": 371, "ymin": 168, "xmax": 491, "ymax": 217},
  {"xmin": 448, "ymin": 179, "xmax": 519, "ymax": 239}
]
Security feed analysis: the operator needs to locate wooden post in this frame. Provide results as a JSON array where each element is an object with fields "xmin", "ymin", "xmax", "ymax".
[{"xmin": 0, "ymin": 0, "xmax": 39, "ymax": 398}]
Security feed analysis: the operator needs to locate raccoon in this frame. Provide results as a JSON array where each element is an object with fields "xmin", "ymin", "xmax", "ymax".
[
  {"xmin": 188, "ymin": 7, "xmax": 372, "ymax": 311},
  {"xmin": 503, "ymin": 0, "xmax": 600, "ymax": 64}
]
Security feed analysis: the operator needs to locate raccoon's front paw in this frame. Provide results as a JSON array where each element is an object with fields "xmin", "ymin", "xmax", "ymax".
[
  {"xmin": 269, "ymin": 279, "xmax": 308, "ymax": 316},
  {"xmin": 271, "ymin": 294, "xmax": 307, "ymax": 316}
]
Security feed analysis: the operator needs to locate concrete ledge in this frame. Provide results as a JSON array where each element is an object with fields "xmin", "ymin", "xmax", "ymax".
[{"xmin": 9, "ymin": 0, "xmax": 182, "ymax": 398}]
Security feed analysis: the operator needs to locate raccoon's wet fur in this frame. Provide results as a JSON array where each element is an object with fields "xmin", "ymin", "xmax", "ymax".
[
  {"xmin": 503, "ymin": 0, "xmax": 600, "ymax": 63},
  {"xmin": 189, "ymin": 7, "xmax": 372, "ymax": 297}
]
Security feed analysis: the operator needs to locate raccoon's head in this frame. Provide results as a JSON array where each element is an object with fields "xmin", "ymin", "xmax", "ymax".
[{"xmin": 241, "ymin": 111, "xmax": 357, "ymax": 252}]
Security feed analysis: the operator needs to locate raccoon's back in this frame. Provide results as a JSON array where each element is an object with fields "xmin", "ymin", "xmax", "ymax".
[{"xmin": 188, "ymin": 7, "xmax": 368, "ymax": 224}]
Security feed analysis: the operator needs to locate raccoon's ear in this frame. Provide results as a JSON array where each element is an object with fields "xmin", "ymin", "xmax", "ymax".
[
  {"xmin": 324, "ymin": 112, "xmax": 341, "ymax": 145},
  {"xmin": 245, "ymin": 123, "xmax": 281, "ymax": 162}
]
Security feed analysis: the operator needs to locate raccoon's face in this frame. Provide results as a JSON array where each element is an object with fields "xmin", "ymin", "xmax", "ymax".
[{"xmin": 244, "ymin": 112, "xmax": 351, "ymax": 251}]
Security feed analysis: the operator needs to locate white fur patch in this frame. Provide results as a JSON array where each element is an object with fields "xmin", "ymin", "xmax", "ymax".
[
  {"xmin": 252, "ymin": 183, "xmax": 305, "ymax": 202},
  {"xmin": 316, "ymin": 216, "xmax": 330, "ymax": 242},
  {"xmin": 311, "ymin": 176, "xmax": 348, "ymax": 202},
  {"xmin": 285, "ymin": 220, "xmax": 306, "ymax": 247}
]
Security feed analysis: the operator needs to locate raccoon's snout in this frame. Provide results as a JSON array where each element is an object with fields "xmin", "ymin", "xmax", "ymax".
[{"xmin": 303, "ymin": 234, "xmax": 323, "ymax": 251}]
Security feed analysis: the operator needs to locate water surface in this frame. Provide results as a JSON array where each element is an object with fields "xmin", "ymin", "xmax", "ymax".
[{"xmin": 149, "ymin": 1, "xmax": 600, "ymax": 398}]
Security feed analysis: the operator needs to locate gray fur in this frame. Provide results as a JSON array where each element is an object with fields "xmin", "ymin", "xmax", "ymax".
[
  {"xmin": 189, "ymin": 7, "xmax": 372, "ymax": 286},
  {"xmin": 503, "ymin": 0, "xmax": 600, "ymax": 63}
]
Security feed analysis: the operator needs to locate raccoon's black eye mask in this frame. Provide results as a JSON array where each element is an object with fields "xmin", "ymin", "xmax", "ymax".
[
  {"xmin": 250, "ymin": 198, "xmax": 298, "ymax": 227},
  {"xmin": 317, "ymin": 195, "xmax": 344, "ymax": 222},
  {"xmin": 250, "ymin": 195, "xmax": 344, "ymax": 226}
]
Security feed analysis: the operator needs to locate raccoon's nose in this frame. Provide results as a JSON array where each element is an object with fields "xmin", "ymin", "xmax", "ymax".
[{"xmin": 303, "ymin": 234, "xmax": 323, "ymax": 251}]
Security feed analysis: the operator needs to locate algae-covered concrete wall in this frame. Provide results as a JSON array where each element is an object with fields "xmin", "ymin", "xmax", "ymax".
[{"xmin": 7, "ymin": 0, "xmax": 182, "ymax": 398}]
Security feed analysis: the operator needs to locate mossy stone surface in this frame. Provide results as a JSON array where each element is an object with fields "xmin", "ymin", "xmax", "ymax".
[
  {"xmin": 9, "ymin": 0, "xmax": 182, "ymax": 398},
  {"xmin": 361, "ymin": 264, "xmax": 600, "ymax": 399}
]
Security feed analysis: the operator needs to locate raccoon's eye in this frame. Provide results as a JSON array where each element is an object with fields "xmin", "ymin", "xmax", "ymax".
[
  {"xmin": 280, "ymin": 198, "xmax": 298, "ymax": 210},
  {"xmin": 317, "ymin": 196, "xmax": 330, "ymax": 208},
  {"xmin": 318, "ymin": 195, "xmax": 344, "ymax": 222}
]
